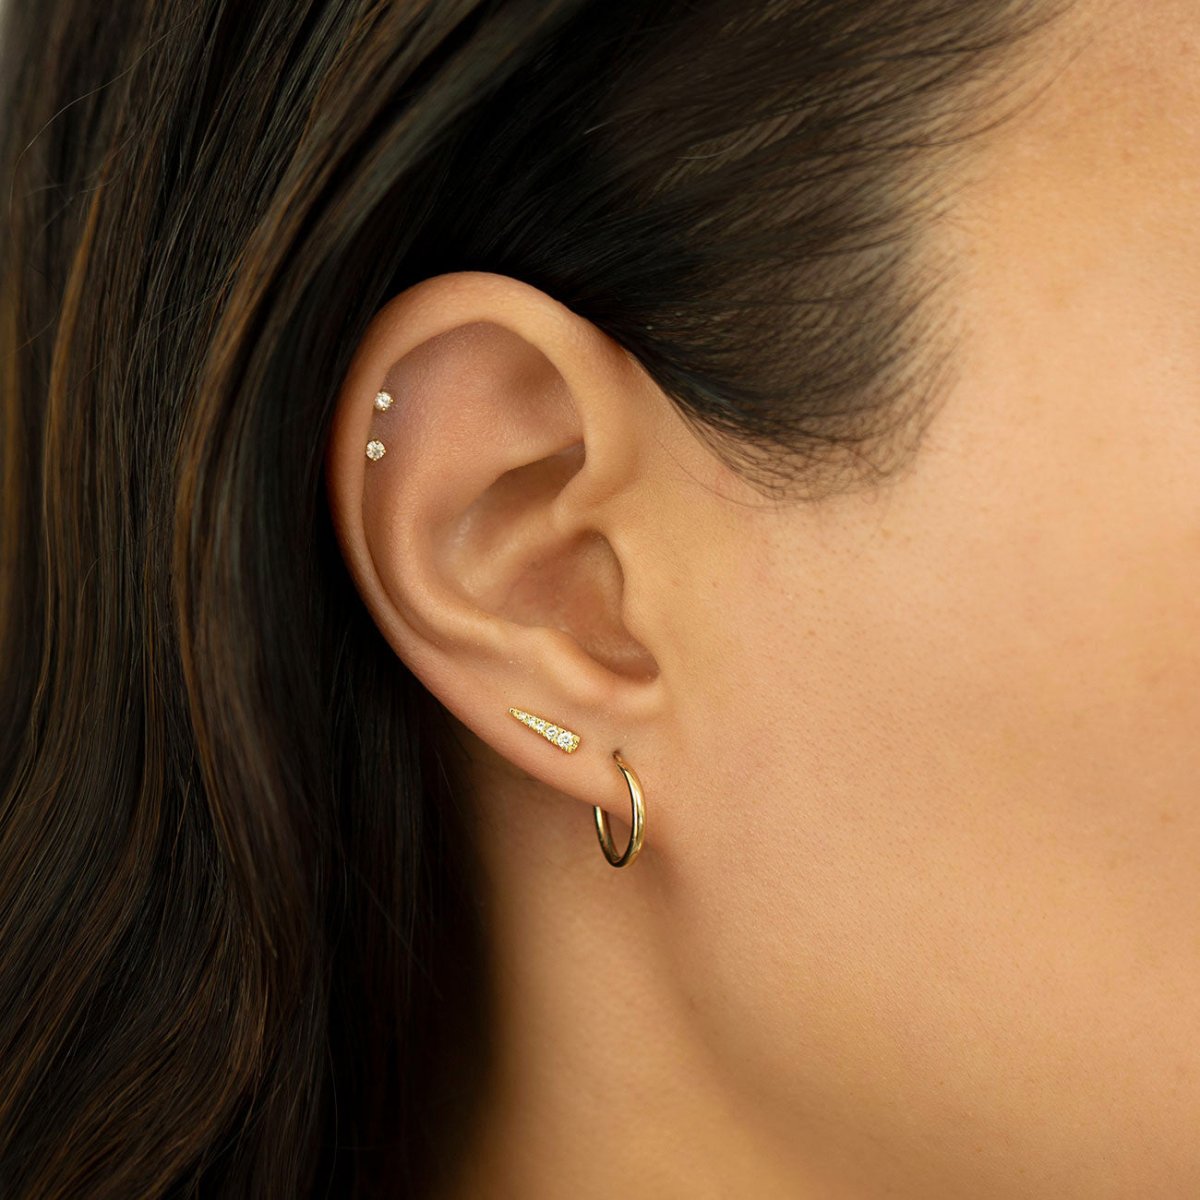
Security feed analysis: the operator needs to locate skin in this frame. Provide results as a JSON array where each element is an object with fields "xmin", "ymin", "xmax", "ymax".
[{"xmin": 326, "ymin": 0, "xmax": 1200, "ymax": 1194}]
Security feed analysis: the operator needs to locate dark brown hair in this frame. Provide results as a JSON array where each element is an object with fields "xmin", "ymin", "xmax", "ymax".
[{"xmin": 0, "ymin": 0, "xmax": 1071, "ymax": 1194}]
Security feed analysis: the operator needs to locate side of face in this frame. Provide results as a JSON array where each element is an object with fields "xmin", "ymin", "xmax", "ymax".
[
  {"xmin": 323, "ymin": 1, "xmax": 1198, "ymax": 1191},
  {"xmin": 656, "ymin": 0, "xmax": 1200, "ymax": 1190}
]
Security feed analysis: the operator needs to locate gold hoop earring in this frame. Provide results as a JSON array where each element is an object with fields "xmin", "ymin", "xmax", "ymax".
[
  {"xmin": 595, "ymin": 750, "xmax": 645, "ymax": 868},
  {"xmin": 505, "ymin": 708, "xmax": 645, "ymax": 866}
]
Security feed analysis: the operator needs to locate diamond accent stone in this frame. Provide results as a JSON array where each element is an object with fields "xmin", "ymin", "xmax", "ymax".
[
  {"xmin": 365, "ymin": 439, "xmax": 386, "ymax": 461},
  {"xmin": 507, "ymin": 707, "xmax": 580, "ymax": 753},
  {"xmin": 374, "ymin": 390, "xmax": 394, "ymax": 412}
]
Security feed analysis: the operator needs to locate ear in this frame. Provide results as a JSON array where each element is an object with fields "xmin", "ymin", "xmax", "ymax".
[{"xmin": 325, "ymin": 271, "xmax": 688, "ymax": 841}]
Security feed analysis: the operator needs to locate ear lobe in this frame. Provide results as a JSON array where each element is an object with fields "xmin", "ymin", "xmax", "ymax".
[{"xmin": 324, "ymin": 271, "xmax": 665, "ymax": 812}]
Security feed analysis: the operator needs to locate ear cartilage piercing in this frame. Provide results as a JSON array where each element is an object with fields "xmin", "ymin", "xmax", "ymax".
[
  {"xmin": 508, "ymin": 707, "xmax": 581, "ymax": 753},
  {"xmin": 365, "ymin": 439, "xmax": 386, "ymax": 461},
  {"xmin": 373, "ymin": 390, "xmax": 394, "ymax": 412}
]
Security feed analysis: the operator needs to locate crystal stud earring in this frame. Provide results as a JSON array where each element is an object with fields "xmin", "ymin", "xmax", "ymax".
[{"xmin": 507, "ymin": 707, "xmax": 581, "ymax": 753}]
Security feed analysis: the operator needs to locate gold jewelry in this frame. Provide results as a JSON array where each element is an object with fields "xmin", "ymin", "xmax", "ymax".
[
  {"xmin": 595, "ymin": 751, "xmax": 645, "ymax": 868},
  {"xmin": 505, "ymin": 707, "xmax": 646, "ymax": 866},
  {"xmin": 507, "ymin": 706, "xmax": 580, "ymax": 753},
  {"xmin": 365, "ymin": 439, "xmax": 386, "ymax": 461},
  {"xmin": 374, "ymin": 390, "xmax": 394, "ymax": 411}
]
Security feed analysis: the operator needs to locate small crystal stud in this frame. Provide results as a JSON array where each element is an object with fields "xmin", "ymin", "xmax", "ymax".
[
  {"xmin": 507, "ymin": 707, "xmax": 581, "ymax": 753},
  {"xmin": 365, "ymin": 439, "xmax": 386, "ymax": 461},
  {"xmin": 374, "ymin": 390, "xmax": 393, "ymax": 412}
]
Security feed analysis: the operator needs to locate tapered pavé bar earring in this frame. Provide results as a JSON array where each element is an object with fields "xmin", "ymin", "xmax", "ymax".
[
  {"xmin": 507, "ymin": 706, "xmax": 580, "ymax": 752},
  {"xmin": 506, "ymin": 706, "xmax": 646, "ymax": 868}
]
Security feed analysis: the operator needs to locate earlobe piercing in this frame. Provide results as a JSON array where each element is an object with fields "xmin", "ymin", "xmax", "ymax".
[
  {"xmin": 365, "ymin": 439, "xmax": 386, "ymax": 461},
  {"xmin": 508, "ymin": 706, "xmax": 580, "ymax": 752},
  {"xmin": 506, "ymin": 706, "xmax": 647, "ymax": 868},
  {"xmin": 374, "ymin": 390, "xmax": 393, "ymax": 411},
  {"xmin": 596, "ymin": 751, "xmax": 645, "ymax": 868}
]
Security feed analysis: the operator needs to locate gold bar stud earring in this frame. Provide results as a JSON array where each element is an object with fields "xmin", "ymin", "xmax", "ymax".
[
  {"xmin": 507, "ymin": 706, "xmax": 646, "ymax": 866},
  {"xmin": 507, "ymin": 707, "xmax": 581, "ymax": 753}
]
